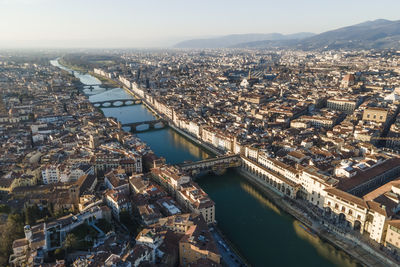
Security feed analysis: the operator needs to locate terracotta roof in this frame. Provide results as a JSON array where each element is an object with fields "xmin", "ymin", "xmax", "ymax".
[
  {"xmin": 388, "ymin": 219, "xmax": 400, "ymax": 229},
  {"xmin": 324, "ymin": 187, "xmax": 368, "ymax": 209},
  {"xmin": 366, "ymin": 200, "xmax": 388, "ymax": 217},
  {"xmin": 338, "ymin": 157, "xmax": 400, "ymax": 192}
]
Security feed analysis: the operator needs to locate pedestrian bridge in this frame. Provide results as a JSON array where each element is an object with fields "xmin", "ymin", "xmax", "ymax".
[
  {"xmin": 178, "ymin": 154, "xmax": 241, "ymax": 176},
  {"xmin": 92, "ymin": 98, "xmax": 142, "ymax": 108},
  {"xmin": 122, "ymin": 119, "xmax": 168, "ymax": 133}
]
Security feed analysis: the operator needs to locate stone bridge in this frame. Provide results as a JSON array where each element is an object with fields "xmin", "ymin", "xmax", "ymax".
[
  {"xmin": 178, "ymin": 154, "xmax": 241, "ymax": 176},
  {"xmin": 77, "ymin": 84, "xmax": 113, "ymax": 93},
  {"xmin": 92, "ymin": 98, "xmax": 142, "ymax": 108},
  {"xmin": 122, "ymin": 119, "xmax": 168, "ymax": 133}
]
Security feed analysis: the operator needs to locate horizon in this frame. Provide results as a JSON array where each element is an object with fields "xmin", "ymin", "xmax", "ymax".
[{"xmin": 0, "ymin": 0, "xmax": 400, "ymax": 48}]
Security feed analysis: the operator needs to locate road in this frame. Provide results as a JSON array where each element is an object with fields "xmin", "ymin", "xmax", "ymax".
[{"xmin": 210, "ymin": 226, "xmax": 247, "ymax": 267}]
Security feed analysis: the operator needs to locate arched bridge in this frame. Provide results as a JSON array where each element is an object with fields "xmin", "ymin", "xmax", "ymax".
[
  {"xmin": 77, "ymin": 84, "xmax": 113, "ymax": 92},
  {"xmin": 92, "ymin": 98, "xmax": 142, "ymax": 108},
  {"xmin": 122, "ymin": 119, "xmax": 168, "ymax": 133},
  {"xmin": 178, "ymin": 154, "xmax": 241, "ymax": 176}
]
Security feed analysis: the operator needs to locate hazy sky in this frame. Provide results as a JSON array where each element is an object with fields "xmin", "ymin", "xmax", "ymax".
[{"xmin": 0, "ymin": 0, "xmax": 399, "ymax": 48}]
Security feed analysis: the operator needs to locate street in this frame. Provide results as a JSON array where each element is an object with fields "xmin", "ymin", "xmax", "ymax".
[{"xmin": 209, "ymin": 227, "xmax": 247, "ymax": 267}]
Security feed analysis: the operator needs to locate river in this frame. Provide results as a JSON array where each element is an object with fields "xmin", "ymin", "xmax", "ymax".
[{"xmin": 50, "ymin": 59, "xmax": 360, "ymax": 267}]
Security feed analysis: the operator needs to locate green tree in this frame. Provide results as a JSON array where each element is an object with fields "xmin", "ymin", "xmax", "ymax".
[
  {"xmin": 54, "ymin": 248, "xmax": 65, "ymax": 260},
  {"xmin": 0, "ymin": 213, "xmax": 24, "ymax": 266},
  {"xmin": 0, "ymin": 204, "xmax": 10, "ymax": 214},
  {"xmin": 64, "ymin": 233, "xmax": 78, "ymax": 252},
  {"xmin": 96, "ymin": 219, "xmax": 112, "ymax": 233},
  {"xmin": 24, "ymin": 206, "xmax": 36, "ymax": 225}
]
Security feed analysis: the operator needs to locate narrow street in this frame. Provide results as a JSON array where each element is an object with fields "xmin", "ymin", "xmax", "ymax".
[{"xmin": 210, "ymin": 227, "xmax": 247, "ymax": 267}]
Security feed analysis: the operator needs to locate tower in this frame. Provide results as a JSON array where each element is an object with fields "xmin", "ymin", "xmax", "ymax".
[
  {"xmin": 89, "ymin": 134, "xmax": 99, "ymax": 149},
  {"xmin": 24, "ymin": 225, "xmax": 32, "ymax": 240}
]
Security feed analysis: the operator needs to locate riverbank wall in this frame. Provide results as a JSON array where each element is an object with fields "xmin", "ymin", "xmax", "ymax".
[
  {"xmin": 237, "ymin": 168, "xmax": 396, "ymax": 267},
  {"xmin": 122, "ymin": 86, "xmax": 224, "ymax": 156},
  {"xmin": 78, "ymin": 66, "xmax": 397, "ymax": 267}
]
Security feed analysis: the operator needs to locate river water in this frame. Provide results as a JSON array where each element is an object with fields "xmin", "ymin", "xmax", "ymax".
[{"xmin": 51, "ymin": 59, "xmax": 360, "ymax": 267}]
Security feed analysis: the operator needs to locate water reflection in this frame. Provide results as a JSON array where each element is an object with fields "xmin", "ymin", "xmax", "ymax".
[
  {"xmin": 52, "ymin": 58, "xmax": 361, "ymax": 267},
  {"xmin": 83, "ymin": 87, "xmax": 108, "ymax": 95},
  {"xmin": 170, "ymin": 130, "xmax": 213, "ymax": 161},
  {"xmin": 240, "ymin": 182, "xmax": 281, "ymax": 215},
  {"xmin": 241, "ymin": 178, "xmax": 360, "ymax": 267},
  {"xmin": 293, "ymin": 222, "xmax": 360, "ymax": 267},
  {"xmin": 137, "ymin": 129, "xmax": 212, "ymax": 164},
  {"xmin": 50, "ymin": 59, "xmax": 102, "ymax": 85},
  {"xmin": 88, "ymin": 88, "xmax": 133, "ymax": 102}
]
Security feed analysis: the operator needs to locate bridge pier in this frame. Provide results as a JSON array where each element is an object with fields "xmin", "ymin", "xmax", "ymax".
[
  {"xmin": 122, "ymin": 119, "xmax": 168, "ymax": 133},
  {"xmin": 91, "ymin": 98, "xmax": 142, "ymax": 108},
  {"xmin": 178, "ymin": 155, "xmax": 241, "ymax": 177}
]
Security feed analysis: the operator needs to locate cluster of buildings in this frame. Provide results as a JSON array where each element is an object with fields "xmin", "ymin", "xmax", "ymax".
[
  {"xmin": 0, "ymin": 57, "xmax": 221, "ymax": 266},
  {"xmin": 92, "ymin": 49, "xmax": 400, "ymax": 257},
  {"xmin": 3, "ymin": 48, "xmax": 400, "ymax": 265}
]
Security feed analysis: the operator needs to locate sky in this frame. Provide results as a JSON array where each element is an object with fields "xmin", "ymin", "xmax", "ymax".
[{"xmin": 0, "ymin": 0, "xmax": 399, "ymax": 48}]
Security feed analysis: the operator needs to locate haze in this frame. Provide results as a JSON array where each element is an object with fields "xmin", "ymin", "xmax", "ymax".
[{"xmin": 0, "ymin": 0, "xmax": 399, "ymax": 48}]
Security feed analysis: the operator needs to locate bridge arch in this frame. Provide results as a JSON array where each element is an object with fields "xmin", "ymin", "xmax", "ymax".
[{"xmin": 91, "ymin": 98, "xmax": 142, "ymax": 108}]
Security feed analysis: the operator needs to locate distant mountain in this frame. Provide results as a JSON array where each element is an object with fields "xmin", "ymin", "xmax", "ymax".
[
  {"xmin": 173, "ymin": 32, "xmax": 315, "ymax": 48},
  {"xmin": 234, "ymin": 19, "xmax": 400, "ymax": 50},
  {"xmin": 296, "ymin": 19, "xmax": 400, "ymax": 50}
]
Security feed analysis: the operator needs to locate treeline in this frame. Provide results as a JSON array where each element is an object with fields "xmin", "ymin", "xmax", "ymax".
[
  {"xmin": 0, "ymin": 52, "xmax": 60, "ymax": 65},
  {"xmin": 0, "ymin": 204, "xmax": 73, "ymax": 266},
  {"xmin": 61, "ymin": 53, "xmax": 122, "ymax": 71},
  {"xmin": 0, "ymin": 214, "xmax": 24, "ymax": 266}
]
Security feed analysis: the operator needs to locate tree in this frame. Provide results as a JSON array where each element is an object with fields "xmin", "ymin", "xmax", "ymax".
[
  {"xmin": 54, "ymin": 248, "xmax": 65, "ymax": 260},
  {"xmin": 0, "ymin": 213, "xmax": 24, "ymax": 266},
  {"xmin": 64, "ymin": 233, "xmax": 78, "ymax": 258},
  {"xmin": 96, "ymin": 219, "xmax": 112, "ymax": 233},
  {"xmin": 24, "ymin": 206, "xmax": 37, "ymax": 225},
  {"xmin": 24, "ymin": 205, "xmax": 47, "ymax": 225},
  {"xmin": 0, "ymin": 204, "xmax": 10, "ymax": 214}
]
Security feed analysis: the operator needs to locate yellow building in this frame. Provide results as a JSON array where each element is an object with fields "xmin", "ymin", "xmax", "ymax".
[
  {"xmin": 238, "ymin": 94, "xmax": 268, "ymax": 104},
  {"xmin": 179, "ymin": 220, "xmax": 221, "ymax": 266},
  {"xmin": 385, "ymin": 220, "xmax": 400, "ymax": 253},
  {"xmin": 327, "ymin": 98, "xmax": 357, "ymax": 113},
  {"xmin": 362, "ymin": 107, "xmax": 388, "ymax": 123}
]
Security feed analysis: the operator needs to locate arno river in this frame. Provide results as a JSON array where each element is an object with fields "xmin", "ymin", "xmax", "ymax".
[{"xmin": 51, "ymin": 59, "xmax": 360, "ymax": 267}]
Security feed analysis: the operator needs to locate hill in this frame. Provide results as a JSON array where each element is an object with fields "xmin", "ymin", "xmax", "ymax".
[
  {"xmin": 235, "ymin": 19, "xmax": 400, "ymax": 50},
  {"xmin": 175, "ymin": 19, "xmax": 400, "ymax": 50},
  {"xmin": 173, "ymin": 32, "xmax": 315, "ymax": 48}
]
